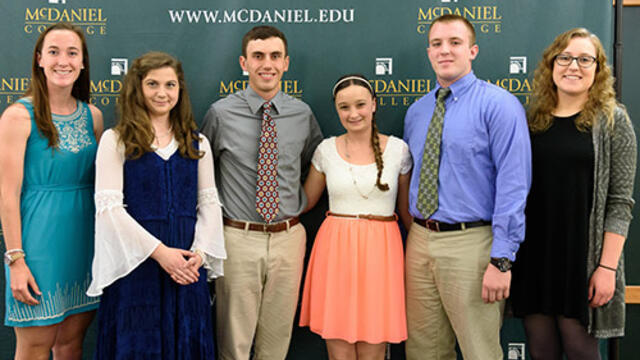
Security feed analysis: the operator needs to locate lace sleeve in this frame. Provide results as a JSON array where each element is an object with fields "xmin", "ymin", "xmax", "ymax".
[
  {"xmin": 399, "ymin": 139, "xmax": 413, "ymax": 175},
  {"xmin": 191, "ymin": 135, "xmax": 226, "ymax": 280},
  {"xmin": 197, "ymin": 187, "xmax": 222, "ymax": 208},
  {"xmin": 87, "ymin": 130, "xmax": 161, "ymax": 296}
]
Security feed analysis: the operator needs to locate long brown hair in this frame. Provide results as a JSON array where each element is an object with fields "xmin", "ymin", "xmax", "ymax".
[
  {"xmin": 333, "ymin": 74, "xmax": 389, "ymax": 192},
  {"xmin": 528, "ymin": 28, "xmax": 616, "ymax": 133},
  {"xmin": 25, "ymin": 22, "xmax": 90, "ymax": 148},
  {"xmin": 114, "ymin": 51, "xmax": 201, "ymax": 160}
]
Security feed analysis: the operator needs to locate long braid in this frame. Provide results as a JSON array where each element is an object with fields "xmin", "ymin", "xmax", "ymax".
[{"xmin": 371, "ymin": 120, "xmax": 389, "ymax": 191}]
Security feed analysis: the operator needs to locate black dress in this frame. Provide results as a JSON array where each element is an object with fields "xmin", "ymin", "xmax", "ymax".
[{"xmin": 511, "ymin": 113, "xmax": 594, "ymax": 326}]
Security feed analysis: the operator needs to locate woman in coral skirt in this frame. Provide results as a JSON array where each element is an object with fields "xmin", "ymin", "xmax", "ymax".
[{"xmin": 299, "ymin": 74, "xmax": 412, "ymax": 359}]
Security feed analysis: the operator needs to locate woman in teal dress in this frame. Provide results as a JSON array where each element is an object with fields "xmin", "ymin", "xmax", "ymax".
[{"xmin": 0, "ymin": 22, "xmax": 103, "ymax": 359}]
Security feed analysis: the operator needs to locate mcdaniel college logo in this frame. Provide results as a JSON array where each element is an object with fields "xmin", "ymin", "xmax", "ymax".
[
  {"xmin": 24, "ymin": 0, "xmax": 108, "ymax": 35},
  {"xmin": 417, "ymin": 4, "xmax": 503, "ymax": 34}
]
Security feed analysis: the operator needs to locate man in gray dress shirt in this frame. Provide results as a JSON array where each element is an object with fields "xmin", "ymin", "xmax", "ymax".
[{"xmin": 200, "ymin": 25, "xmax": 323, "ymax": 360}]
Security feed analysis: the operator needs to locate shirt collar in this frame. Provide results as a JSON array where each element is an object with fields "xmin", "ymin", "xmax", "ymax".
[
  {"xmin": 433, "ymin": 70, "xmax": 476, "ymax": 100},
  {"xmin": 245, "ymin": 86, "xmax": 283, "ymax": 116}
]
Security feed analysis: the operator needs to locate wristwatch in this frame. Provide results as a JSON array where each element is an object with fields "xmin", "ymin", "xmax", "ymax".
[
  {"xmin": 490, "ymin": 257, "xmax": 512, "ymax": 272},
  {"xmin": 4, "ymin": 250, "xmax": 25, "ymax": 266}
]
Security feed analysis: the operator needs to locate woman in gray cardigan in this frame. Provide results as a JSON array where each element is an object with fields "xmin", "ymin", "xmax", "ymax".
[{"xmin": 510, "ymin": 28, "xmax": 636, "ymax": 360}]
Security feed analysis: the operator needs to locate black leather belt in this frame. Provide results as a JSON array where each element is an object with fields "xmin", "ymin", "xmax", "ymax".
[{"xmin": 414, "ymin": 218, "xmax": 491, "ymax": 232}]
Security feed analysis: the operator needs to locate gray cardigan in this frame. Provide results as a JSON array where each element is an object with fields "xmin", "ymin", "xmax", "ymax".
[{"xmin": 588, "ymin": 105, "xmax": 637, "ymax": 338}]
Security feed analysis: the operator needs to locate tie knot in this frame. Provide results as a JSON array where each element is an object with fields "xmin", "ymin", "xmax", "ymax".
[
  {"xmin": 263, "ymin": 101, "xmax": 272, "ymax": 113},
  {"xmin": 436, "ymin": 88, "xmax": 451, "ymax": 102}
]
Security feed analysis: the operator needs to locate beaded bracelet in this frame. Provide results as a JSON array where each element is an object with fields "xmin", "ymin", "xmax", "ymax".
[{"xmin": 5, "ymin": 248, "xmax": 25, "ymax": 256}]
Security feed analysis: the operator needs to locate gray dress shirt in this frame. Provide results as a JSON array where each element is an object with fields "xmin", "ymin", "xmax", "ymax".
[{"xmin": 200, "ymin": 87, "xmax": 323, "ymax": 222}]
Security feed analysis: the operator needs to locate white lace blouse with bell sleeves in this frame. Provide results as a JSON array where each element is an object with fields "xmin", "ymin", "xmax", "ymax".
[{"xmin": 86, "ymin": 129, "xmax": 226, "ymax": 296}]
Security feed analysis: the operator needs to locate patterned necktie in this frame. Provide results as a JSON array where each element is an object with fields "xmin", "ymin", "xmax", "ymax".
[
  {"xmin": 417, "ymin": 87, "xmax": 451, "ymax": 219},
  {"xmin": 256, "ymin": 101, "xmax": 280, "ymax": 223}
]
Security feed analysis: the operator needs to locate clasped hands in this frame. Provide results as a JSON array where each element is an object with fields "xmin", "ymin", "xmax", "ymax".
[{"xmin": 151, "ymin": 244, "xmax": 203, "ymax": 285}]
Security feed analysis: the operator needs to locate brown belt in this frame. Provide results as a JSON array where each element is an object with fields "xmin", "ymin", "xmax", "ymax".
[
  {"xmin": 223, "ymin": 217, "xmax": 300, "ymax": 233},
  {"xmin": 327, "ymin": 212, "xmax": 397, "ymax": 222}
]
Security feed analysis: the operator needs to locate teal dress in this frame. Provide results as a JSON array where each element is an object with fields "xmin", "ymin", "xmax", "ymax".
[{"xmin": 4, "ymin": 98, "xmax": 99, "ymax": 327}]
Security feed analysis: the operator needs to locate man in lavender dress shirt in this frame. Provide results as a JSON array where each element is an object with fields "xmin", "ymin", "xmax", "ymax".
[{"xmin": 403, "ymin": 14, "xmax": 531, "ymax": 360}]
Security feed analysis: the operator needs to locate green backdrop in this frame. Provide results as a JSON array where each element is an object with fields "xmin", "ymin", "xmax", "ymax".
[{"xmin": 1, "ymin": 1, "xmax": 634, "ymax": 359}]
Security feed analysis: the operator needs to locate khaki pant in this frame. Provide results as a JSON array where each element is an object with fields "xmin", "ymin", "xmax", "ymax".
[
  {"xmin": 405, "ymin": 223, "xmax": 504, "ymax": 360},
  {"xmin": 215, "ymin": 223, "xmax": 306, "ymax": 360}
]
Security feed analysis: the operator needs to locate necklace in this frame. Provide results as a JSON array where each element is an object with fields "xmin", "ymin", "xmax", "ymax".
[
  {"xmin": 344, "ymin": 136, "xmax": 376, "ymax": 200},
  {"xmin": 153, "ymin": 126, "xmax": 173, "ymax": 148}
]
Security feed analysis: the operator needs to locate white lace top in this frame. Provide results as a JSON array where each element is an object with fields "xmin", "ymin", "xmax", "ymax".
[
  {"xmin": 87, "ymin": 129, "xmax": 226, "ymax": 296},
  {"xmin": 312, "ymin": 136, "xmax": 412, "ymax": 216}
]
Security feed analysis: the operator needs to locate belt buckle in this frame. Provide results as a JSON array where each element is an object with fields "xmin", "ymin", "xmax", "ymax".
[
  {"xmin": 426, "ymin": 219, "xmax": 440, "ymax": 232},
  {"xmin": 261, "ymin": 223, "xmax": 269, "ymax": 233}
]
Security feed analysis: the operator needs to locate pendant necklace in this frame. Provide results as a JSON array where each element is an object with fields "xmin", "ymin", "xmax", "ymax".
[
  {"xmin": 344, "ymin": 136, "xmax": 376, "ymax": 200},
  {"xmin": 153, "ymin": 126, "xmax": 173, "ymax": 148}
]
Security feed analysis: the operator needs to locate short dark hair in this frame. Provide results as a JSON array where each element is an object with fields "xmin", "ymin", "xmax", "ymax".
[
  {"xmin": 241, "ymin": 25, "xmax": 288, "ymax": 57},
  {"xmin": 428, "ymin": 14, "xmax": 476, "ymax": 45}
]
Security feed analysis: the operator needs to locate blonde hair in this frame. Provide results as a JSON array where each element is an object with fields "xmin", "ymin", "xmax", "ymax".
[{"xmin": 528, "ymin": 28, "xmax": 616, "ymax": 133}]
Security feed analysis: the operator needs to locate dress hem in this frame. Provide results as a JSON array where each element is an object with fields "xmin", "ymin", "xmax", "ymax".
[
  {"xmin": 5, "ymin": 301, "xmax": 99, "ymax": 327},
  {"xmin": 304, "ymin": 325, "xmax": 407, "ymax": 345}
]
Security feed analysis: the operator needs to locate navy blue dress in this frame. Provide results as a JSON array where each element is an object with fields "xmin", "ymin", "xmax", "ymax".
[{"xmin": 95, "ymin": 144, "xmax": 215, "ymax": 359}]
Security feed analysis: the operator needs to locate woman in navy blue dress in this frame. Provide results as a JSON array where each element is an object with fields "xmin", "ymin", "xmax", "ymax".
[{"xmin": 87, "ymin": 51, "xmax": 226, "ymax": 359}]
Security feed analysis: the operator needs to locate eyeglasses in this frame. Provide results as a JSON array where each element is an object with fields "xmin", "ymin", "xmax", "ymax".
[{"xmin": 554, "ymin": 54, "xmax": 597, "ymax": 68}]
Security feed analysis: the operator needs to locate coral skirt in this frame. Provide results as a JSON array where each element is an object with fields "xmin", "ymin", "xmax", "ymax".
[{"xmin": 299, "ymin": 215, "xmax": 407, "ymax": 344}]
